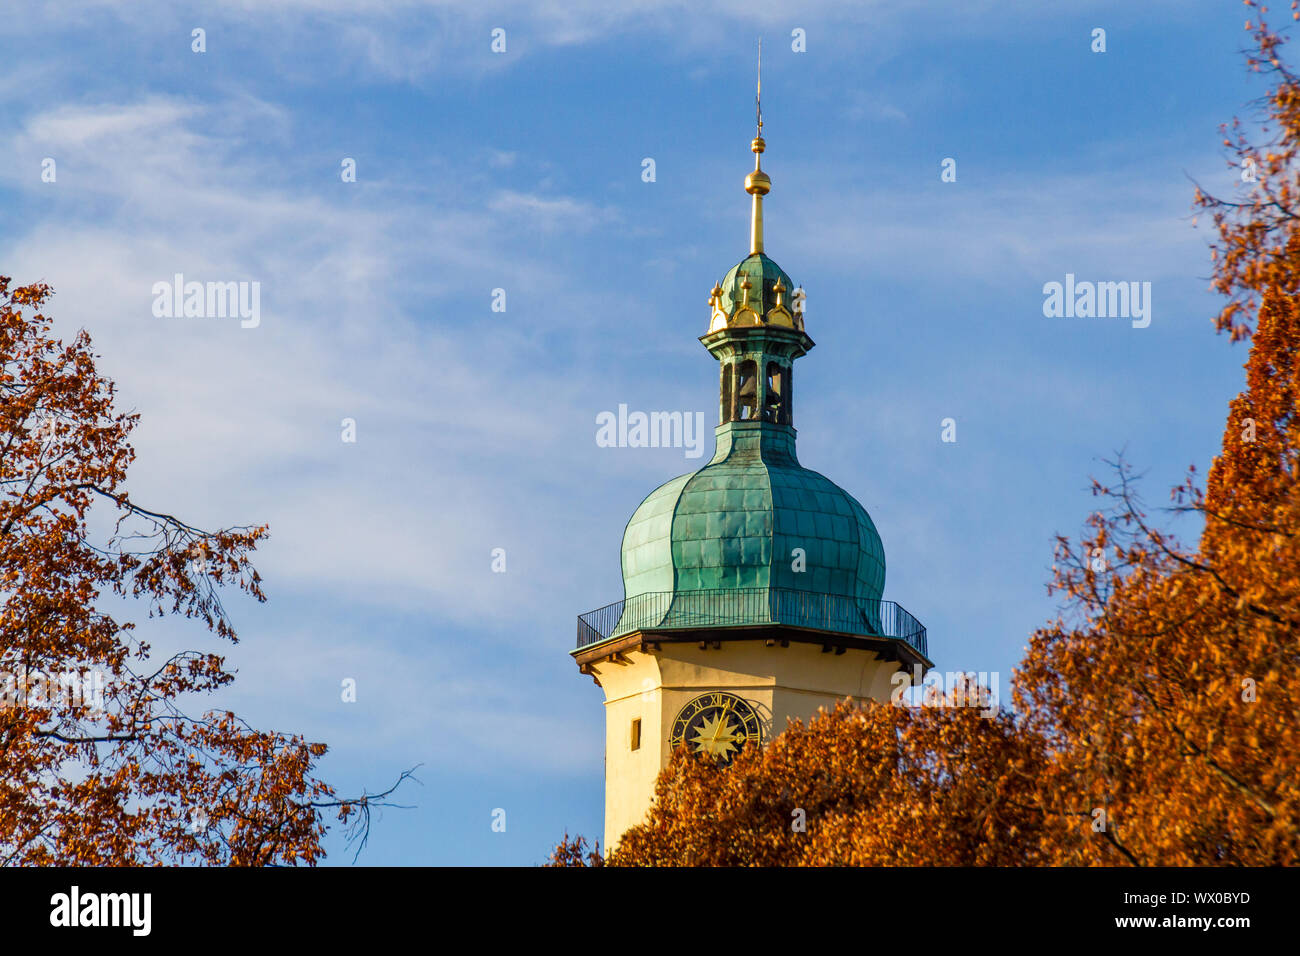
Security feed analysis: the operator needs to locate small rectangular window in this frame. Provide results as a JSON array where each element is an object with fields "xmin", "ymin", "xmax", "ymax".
[{"xmin": 630, "ymin": 718, "xmax": 642, "ymax": 751}]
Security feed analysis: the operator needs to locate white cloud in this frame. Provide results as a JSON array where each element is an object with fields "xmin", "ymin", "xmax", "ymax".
[
  {"xmin": 488, "ymin": 189, "xmax": 613, "ymax": 231},
  {"xmin": 1, "ymin": 94, "xmax": 624, "ymax": 639}
]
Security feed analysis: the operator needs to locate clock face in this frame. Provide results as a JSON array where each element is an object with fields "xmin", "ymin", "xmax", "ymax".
[{"xmin": 670, "ymin": 692, "xmax": 762, "ymax": 765}]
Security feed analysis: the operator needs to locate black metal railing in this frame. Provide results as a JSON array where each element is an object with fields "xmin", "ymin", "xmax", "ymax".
[{"xmin": 575, "ymin": 587, "xmax": 927, "ymax": 658}]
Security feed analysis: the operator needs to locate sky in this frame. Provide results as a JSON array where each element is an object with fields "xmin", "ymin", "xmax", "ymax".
[{"xmin": 0, "ymin": 0, "xmax": 1272, "ymax": 864}]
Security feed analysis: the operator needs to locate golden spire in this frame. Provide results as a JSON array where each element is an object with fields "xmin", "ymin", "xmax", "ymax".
[{"xmin": 745, "ymin": 39, "xmax": 770, "ymax": 256}]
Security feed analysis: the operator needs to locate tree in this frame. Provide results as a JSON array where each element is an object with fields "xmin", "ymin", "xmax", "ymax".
[
  {"xmin": 1016, "ymin": 6, "xmax": 1300, "ymax": 865},
  {"xmin": 554, "ymin": 689, "xmax": 1051, "ymax": 868},
  {"xmin": 1194, "ymin": 1, "xmax": 1300, "ymax": 342},
  {"xmin": 0, "ymin": 278, "xmax": 407, "ymax": 865},
  {"xmin": 552, "ymin": 13, "xmax": 1300, "ymax": 867}
]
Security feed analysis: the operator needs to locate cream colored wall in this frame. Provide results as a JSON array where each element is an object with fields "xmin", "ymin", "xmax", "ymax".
[
  {"xmin": 588, "ymin": 641, "xmax": 910, "ymax": 852},
  {"xmin": 596, "ymin": 663, "xmax": 663, "ymax": 853}
]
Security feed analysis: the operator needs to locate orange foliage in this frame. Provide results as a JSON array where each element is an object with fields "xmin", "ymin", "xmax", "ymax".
[
  {"xmin": 0, "ymin": 279, "xmax": 397, "ymax": 865},
  {"xmin": 554, "ymin": 692, "xmax": 1051, "ymax": 867},
  {"xmin": 1195, "ymin": 1, "xmax": 1300, "ymax": 340}
]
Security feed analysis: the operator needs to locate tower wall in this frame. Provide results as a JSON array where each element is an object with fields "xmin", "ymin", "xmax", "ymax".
[{"xmin": 588, "ymin": 641, "xmax": 907, "ymax": 852}]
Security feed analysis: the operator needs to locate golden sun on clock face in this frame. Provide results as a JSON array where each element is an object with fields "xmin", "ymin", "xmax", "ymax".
[{"xmin": 670, "ymin": 692, "xmax": 761, "ymax": 765}]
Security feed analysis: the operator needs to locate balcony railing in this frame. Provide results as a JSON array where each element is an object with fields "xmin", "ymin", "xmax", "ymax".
[{"xmin": 576, "ymin": 587, "xmax": 927, "ymax": 659}]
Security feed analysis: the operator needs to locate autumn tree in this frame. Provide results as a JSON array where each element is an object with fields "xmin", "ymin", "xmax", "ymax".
[
  {"xmin": 0, "ymin": 278, "xmax": 406, "ymax": 865},
  {"xmin": 1194, "ymin": 1, "xmax": 1300, "ymax": 341},
  {"xmin": 1017, "ymin": 7, "xmax": 1300, "ymax": 865},
  {"xmin": 552, "ymin": 690, "xmax": 1054, "ymax": 868},
  {"xmin": 552, "ymin": 13, "xmax": 1300, "ymax": 867}
]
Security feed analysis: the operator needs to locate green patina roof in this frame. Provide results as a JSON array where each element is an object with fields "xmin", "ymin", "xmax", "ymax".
[
  {"xmin": 718, "ymin": 253, "xmax": 795, "ymax": 316},
  {"xmin": 619, "ymin": 421, "xmax": 885, "ymax": 609}
]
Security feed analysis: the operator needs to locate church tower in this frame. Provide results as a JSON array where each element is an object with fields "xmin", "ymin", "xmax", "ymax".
[{"xmin": 571, "ymin": 84, "xmax": 932, "ymax": 852}]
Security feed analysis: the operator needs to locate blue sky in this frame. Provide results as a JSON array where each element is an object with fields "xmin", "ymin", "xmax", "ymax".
[{"xmin": 0, "ymin": 0, "xmax": 1267, "ymax": 864}]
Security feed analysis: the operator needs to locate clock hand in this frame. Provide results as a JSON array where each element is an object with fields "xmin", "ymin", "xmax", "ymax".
[
  {"xmin": 713, "ymin": 700, "xmax": 735, "ymax": 752},
  {"xmin": 712, "ymin": 702, "xmax": 729, "ymax": 742}
]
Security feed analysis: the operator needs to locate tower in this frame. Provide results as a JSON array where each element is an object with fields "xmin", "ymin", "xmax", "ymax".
[{"xmin": 571, "ymin": 81, "xmax": 932, "ymax": 853}]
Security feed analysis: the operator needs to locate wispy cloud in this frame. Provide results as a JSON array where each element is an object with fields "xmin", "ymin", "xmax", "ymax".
[
  {"xmin": 1, "ymin": 94, "xmax": 619, "ymax": 632},
  {"xmin": 488, "ymin": 189, "xmax": 614, "ymax": 231}
]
